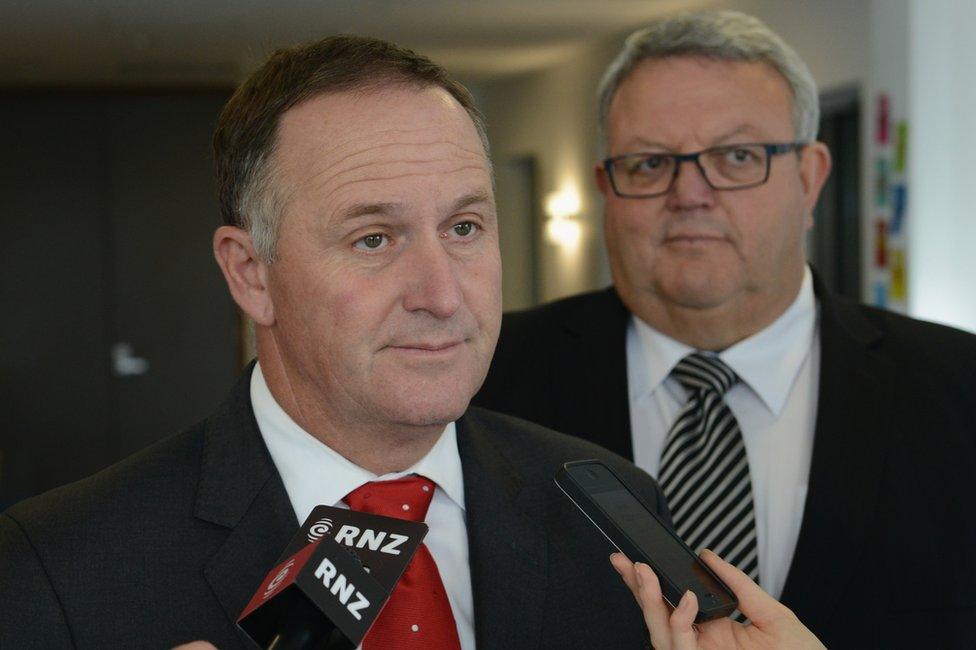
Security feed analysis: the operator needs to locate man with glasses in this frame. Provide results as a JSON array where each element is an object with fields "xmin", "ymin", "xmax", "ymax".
[{"xmin": 477, "ymin": 10, "xmax": 976, "ymax": 648}]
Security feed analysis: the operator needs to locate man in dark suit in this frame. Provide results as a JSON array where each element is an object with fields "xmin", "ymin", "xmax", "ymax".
[
  {"xmin": 0, "ymin": 35, "xmax": 668, "ymax": 649},
  {"xmin": 476, "ymin": 11, "xmax": 976, "ymax": 649}
]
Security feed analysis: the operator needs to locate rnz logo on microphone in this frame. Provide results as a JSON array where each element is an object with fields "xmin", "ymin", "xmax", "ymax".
[
  {"xmin": 262, "ymin": 558, "xmax": 295, "ymax": 601},
  {"xmin": 334, "ymin": 525, "xmax": 409, "ymax": 555},
  {"xmin": 314, "ymin": 558, "xmax": 371, "ymax": 620},
  {"xmin": 307, "ymin": 518, "xmax": 334, "ymax": 543}
]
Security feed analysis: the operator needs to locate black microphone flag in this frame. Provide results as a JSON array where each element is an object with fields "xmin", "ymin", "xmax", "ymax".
[{"xmin": 238, "ymin": 506, "xmax": 428, "ymax": 649}]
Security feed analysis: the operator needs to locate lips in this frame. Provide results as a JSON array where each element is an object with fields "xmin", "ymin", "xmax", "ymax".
[
  {"xmin": 388, "ymin": 340, "xmax": 464, "ymax": 352},
  {"xmin": 664, "ymin": 233, "xmax": 726, "ymax": 243},
  {"xmin": 662, "ymin": 225, "xmax": 729, "ymax": 243}
]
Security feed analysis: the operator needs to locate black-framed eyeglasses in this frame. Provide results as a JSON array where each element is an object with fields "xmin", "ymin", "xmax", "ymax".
[{"xmin": 602, "ymin": 142, "xmax": 807, "ymax": 199}]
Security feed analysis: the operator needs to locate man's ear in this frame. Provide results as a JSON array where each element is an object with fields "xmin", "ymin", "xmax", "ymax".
[
  {"xmin": 213, "ymin": 226, "xmax": 275, "ymax": 327},
  {"xmin": 798, "ymin": 142, "xmax": 832, "ymax": 227}
]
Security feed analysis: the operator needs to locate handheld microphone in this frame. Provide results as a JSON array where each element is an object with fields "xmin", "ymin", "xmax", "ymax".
[{"xmin": 238, "ymin": 506, "xmax": 428, "ymax": 649}]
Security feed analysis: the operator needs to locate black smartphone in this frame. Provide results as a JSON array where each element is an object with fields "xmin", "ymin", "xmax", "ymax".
[{"xmin": 554, "ymin": 459, "xmax": 737, "ymax": 622}]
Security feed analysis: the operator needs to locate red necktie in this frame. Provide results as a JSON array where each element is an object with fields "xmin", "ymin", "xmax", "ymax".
[{"xmin": 344, "ymin": 475, "xmax": 462, "ymax": 650}]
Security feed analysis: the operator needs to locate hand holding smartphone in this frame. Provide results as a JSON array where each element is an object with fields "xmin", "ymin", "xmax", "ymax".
[{"xmin": 554, "ymin": 459, "xmax": 737, "ymax": 623}]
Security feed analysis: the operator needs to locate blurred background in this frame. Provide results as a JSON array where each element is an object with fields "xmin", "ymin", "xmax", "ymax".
[{"xmin": 3, "ymin": 0, "xmax": 974, "ymax": 507}]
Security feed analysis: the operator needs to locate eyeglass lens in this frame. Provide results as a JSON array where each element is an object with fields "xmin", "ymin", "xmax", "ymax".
[{"xmin": 611, "ymin": 144, "xmax": 770, "ymax": 195}]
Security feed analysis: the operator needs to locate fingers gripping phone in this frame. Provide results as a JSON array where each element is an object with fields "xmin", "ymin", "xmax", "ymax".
[{"xmin": 555, "ymin": 459, "xmax": 737, "ymax": 622}]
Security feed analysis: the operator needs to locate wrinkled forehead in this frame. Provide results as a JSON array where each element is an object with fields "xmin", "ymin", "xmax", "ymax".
[
  {"xmin": 608, "ymin": 56, "xmax": 795, "ymax": 146},
  {"xmin": 268, "ymin": 86, "xmax": 493, "ymax": 222},
  {"xmin": 278, "ymin": 86, "xmax": 487, "ymax": 174}
]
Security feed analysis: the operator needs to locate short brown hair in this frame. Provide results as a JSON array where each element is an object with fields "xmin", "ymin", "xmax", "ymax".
[{"xmin": 213, "ymin": 35, "xmax": 489, "ymax": 261}]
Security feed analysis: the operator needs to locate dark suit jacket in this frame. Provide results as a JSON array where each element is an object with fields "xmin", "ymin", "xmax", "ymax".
[
  {"xmin": 0, "ymin": 366, "xmax": 669, "ymax": 649},
  {"xmin": 475, "ymin": 279, "xmax": 976, "ymax": 649}
]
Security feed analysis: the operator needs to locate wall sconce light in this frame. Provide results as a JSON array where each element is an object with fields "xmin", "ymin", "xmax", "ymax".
[
  {"xmin": 545, "ymin": 187, "xmax": 582, "ymax": 247},
  {"xmin": 546, "ymin": 188, "xmax": 580, "ymax": 220},
  {"xmin": 546, "ymin": 218, "xmax": 582, "ymax": 247}
]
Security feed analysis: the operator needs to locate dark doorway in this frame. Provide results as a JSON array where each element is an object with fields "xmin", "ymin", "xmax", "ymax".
[
  {"xmin": 809, "ymin": 87, "xmax": 862, "ymax": 301},
  {"xmin": 495, "ymin": 156, "xmax": 541, "ymax": 310},
  {"xmin": 0, "ymin": 90, "xmax": 239, "ymax": 508}
]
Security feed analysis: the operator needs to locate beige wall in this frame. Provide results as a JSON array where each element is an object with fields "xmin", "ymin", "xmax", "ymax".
[
  {"xmin": 478, "ymin": 38, "xmax": 621, "ymax": 304},
  {"xmin": 478, "ymin": 0, "xmax": 871, "ymax": 306}
]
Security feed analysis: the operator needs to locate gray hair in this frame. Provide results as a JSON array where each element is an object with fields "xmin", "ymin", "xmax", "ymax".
[{"xmin": 597, "ymin": 10, "xmax": 820, "ymax": 151}]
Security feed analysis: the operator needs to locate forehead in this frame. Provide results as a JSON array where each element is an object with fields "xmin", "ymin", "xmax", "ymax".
[
  {"xmin": 608, "ymin": 56, "xmax": 795, "ymax": 147},
  {"xmin": 273, "ymin": 85, "xmax": 490, "ymax": 208}
]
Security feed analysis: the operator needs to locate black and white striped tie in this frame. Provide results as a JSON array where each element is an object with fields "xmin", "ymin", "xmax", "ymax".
[{"xmin": 659, "ymin": 353, "xmax": 760, "ymax": 585}]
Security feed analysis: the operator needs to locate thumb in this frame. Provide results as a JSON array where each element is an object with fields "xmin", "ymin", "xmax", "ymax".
[{"xmin": 699, "ymin": 550, "xmax": 779, "ymax": 625}]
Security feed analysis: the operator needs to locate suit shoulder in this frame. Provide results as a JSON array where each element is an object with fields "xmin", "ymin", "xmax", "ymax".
[
  {"xmin": 3, "ymin": 423, "xmax": 206, "ymax": 551},
  {"xmin": 846, "ymin": 299, "xmax": 976, "ymax": 365},
  {"xmin": 501, "ymin": 287, "xmax": 617, "ymax": 335},
  {"xmin": 463, "ymin": 406, "xmax": 661, "ymax": 500},
  {"xmin": 0, "ymin": 513, "xmax": 74, "ymax": 647},
  {"xmin": 487, "ymin": 287, "xmax": 625, "ymax": 382},
  {"xmin": 857, "ymin": 300, "xmax": 976, "ymax": 343},
  {"xmin": 827, "ymin": 299, "xmax": 976, "ymax": 420}
]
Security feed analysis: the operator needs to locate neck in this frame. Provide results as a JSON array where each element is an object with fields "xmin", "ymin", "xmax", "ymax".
[
  {"xmin": 624, "ymin": 271, "xmax": 804, "ymax": 351},
  {"xmin": 255, "ymin": 331, "xmax": 443, "ymax": 475}
]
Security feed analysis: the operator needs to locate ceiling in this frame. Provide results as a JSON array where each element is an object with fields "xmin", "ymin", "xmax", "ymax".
[{"xmin": 1, "ymin": 0, "xmax": 713, "ymax": 86}]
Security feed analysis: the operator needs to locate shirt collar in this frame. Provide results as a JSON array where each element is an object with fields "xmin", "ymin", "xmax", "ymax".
[
  {"xmin": 250, "ymin": 362, "xmax": 466, "ymax": 525},
  {"xmin": 630, "ymin": 266, "xmax": 817, "ymax": 416},
  {"xmin": 721, "ymin": 267, "xmax": 816, "ymax": 414},
  {"xmin": 629, "ymin": 315, "xmax": 693, "ymax": 401}
]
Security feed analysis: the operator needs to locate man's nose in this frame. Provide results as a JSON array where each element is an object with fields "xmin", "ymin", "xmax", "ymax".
[
  {"xmin": 401, "ymin": 237, "xmax": 463, "ymax": 319},
  {"xmin": 664, "ymin": 158, "xmax": 716, "ymax": 211}
]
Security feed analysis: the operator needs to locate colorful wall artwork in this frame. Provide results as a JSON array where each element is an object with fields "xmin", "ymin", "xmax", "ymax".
[{"xmin": 869, "ymin": 92, "xmax": 909, "ymax": 311}]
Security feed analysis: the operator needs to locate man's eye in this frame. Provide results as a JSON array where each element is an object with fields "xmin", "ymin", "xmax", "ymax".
[
  {"xmin": 452, "ymin": 222, "xmax": 479, "ymax": 237},
  {"xmin": 631, "ymin": 156, "xmax": 665, "ymax": 173},
  {"xmin": 354, "ymin": 233, "xmax": 389, "ymax": 250},
  {"xmin": 725, "ymin": 148, "xmax": 759, "ymax": 164}
]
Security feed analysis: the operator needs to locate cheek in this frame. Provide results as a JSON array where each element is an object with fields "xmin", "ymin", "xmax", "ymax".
[
  {"xmin": 726, "ymin": 193, "xmax": 803, "ymax": 263},
  {"xmin": 611, "ymin": 198, "xmax": 663, "ymax": 237},
  {"xmin": 606, "ymin": 204, "xmax": 661, "ymax": 260},
  {"xmin": 325, "ymin": 290, "xmax": 361, "ymax": 330},
  {"xmin": 283, "ymin": 262, "xmax": 385, "ymax": 349},
  {"xmin": 326, "ymin": 274, "xmax": 400, "ymax": 340},
  {"xmin": 464, "ymin": 254, "xmax": 503, "ymax": 327}
]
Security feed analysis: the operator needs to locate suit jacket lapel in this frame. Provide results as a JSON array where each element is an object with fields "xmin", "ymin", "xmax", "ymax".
[
  {"xmin": 564, "ymin": 287, "xmax": 634, "ymax": 458},
  {"xmin": 195, "ymin": 366, "xmax": 298, "ymax": 645},
  {"xmin": 457, "ymin": 413, "xmax": 548, "ymax": 649},
  {"xmin": 780, "ymin": 278, "xmax": 893, "ymax": 630}
]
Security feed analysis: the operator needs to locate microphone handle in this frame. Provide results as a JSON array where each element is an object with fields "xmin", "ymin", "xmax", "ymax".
[{"xmin": 264, "ymin": 620, "xmax": 354, "ymax": 650}]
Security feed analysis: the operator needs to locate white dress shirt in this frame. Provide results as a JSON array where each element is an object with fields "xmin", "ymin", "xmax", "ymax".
[
  {"xmin": 626, "ymin": 267, "xmax": 820, "ymax": 599},
  {"xmin": 250, "ymin": 363, "xmax": 475, "ymax": 650}
]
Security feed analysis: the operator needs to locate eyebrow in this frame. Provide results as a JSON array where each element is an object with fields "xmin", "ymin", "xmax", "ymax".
[
  {"xmin": 710, "ymin": 125, "xmax": 765, "ymax": 144},
  {"xmin": 623, "ymin": 125, "xmax": 767, "ymax": 153},
  {"xmin": 335, "ymin": 190, "xmax": 492, "ymax": 223},
  {"xmin": 450, "ymin": 190, "xmax": 493, "ymax": 213},
  {"xmin": 336, "ymin": 201, "xmax": 402, "ymax": 222}
]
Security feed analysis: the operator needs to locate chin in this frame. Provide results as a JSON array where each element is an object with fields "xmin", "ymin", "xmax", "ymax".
[
  {"xmin": 670, "ymin": 289, "xmax": 738, "ymax": 311},
  {"xmin": 377, "ymin": 381, "xmax": 475, "ymax": 429},
  {"xmin": 655, "ymin": 268, "xmax": 741, "ymax": 307},
  {"xmin": 377, "ymin": 360, "xmax": 487, "ymax": 423},
  {"xmin": 390, "ymin": 401, "xmax": 469, "ymax": 428}
]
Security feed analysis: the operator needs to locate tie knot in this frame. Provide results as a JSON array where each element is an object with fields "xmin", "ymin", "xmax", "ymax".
[
  {"xmin": 343, "ymin": 475, "xmax": 436, "ymax": 523},
  {"xmin": 672, "ymin": 352, "xmax": 738, "ymax": 396}
]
